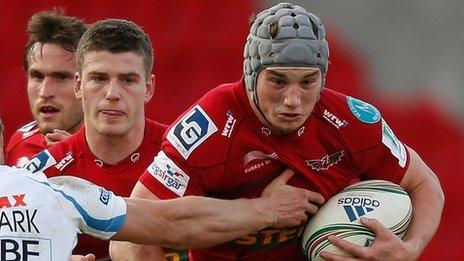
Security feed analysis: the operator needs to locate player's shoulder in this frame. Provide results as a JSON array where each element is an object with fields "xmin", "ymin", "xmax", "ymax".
[
  {"xmin": 164, "ymin": 81, "xmax": 243, "ymax": 166},
  {"xmin": 145, "ymin": 118, "xmax": 168, "ymax": 143},
  {"xmin": 316, "ymin": 88, "xmax": 383, "ymax": 152},
  {"xmin": 6, "ymin": 121, "xmax": 42, "ymax": 150}
]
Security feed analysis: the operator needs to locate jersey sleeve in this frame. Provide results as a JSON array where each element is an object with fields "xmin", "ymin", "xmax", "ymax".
[
  {"xmin": 49, "ymin": 176, "xmax": 127, "ymax": 240},
  {"xmin": 337, "ymin": 95, "xmax": 410, "ymax": 184},
  {"xmin": 24, "ymin": 149, "xmax": 60, "ymax": 176},
  {"xmin": 139, "ymin": 149, "xmax": 220, "ymax": 199},
  {"xmin": 353, "ymin": 118, "xmax": 410, "ymax": 183},
  {"xmin": 139, "ymin": 88, "xmax": 235, "ymax": 199}
]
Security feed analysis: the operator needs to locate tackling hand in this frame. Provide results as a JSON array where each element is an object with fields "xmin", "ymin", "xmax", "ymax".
[{"xmin": 260, "ymin": 168, "xmax": 325, "ymax": 229}]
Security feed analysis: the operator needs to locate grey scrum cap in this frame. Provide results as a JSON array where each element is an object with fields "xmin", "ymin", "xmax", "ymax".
[{"xmin": 243, "ymin": 2, "xmax": 329, "ymax": 105}]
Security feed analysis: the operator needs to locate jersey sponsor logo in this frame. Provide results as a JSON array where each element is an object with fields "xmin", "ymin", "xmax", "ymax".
[
  {"xmin": 0, "ymin": 237, "xmax": 48, "ymax": 260},
  {"xmin": 147, "ymin": 151, "xmax": 190, "ymax": 197},
  {"xmin": 0, "ymin": 209, "xmax": 39, "ymax": 233},
  {"xmin": 346, "ymin": 96, "xmax": 381, "ymax": 124},
  {"xmin": 232, "ymin": 223, "xmax": 305, "ymax": 250},
  {"xmin": 54, "ymin": 151, "xmax": 74, "ymax": 171},
  {"xmin": 221, "ymin": 110, "xmax": 237, "ymax": 138},
  {"xmin": 0, "ymin": 194, "xmax": 26, "ymax": 209},
  {"xmin": 167, "ymin": 105, "xmax": 218, "ymax": 159},
  {"xmin": 323, "ymin": 109, "xmax": 348, "ymax": 129},
  {"xmin": 243, "ymin": 151, "xmax": 278, "ymax": 174},
  {"xmin": 306, "ymin": 150, "xmax": 345, "ymax": 171},
  {"xmin": 338, "ymin": 197, "xmax": 380, "ymax": 222},
  {"xmin": 99, "ymin": 187, "xmax": 111, "ymax": 205},
  {"xmin": 25, "ymin": 150, "xmax": 57, "ymax": 173},
  {"xmin": 381, "ymin": 118, "xmax": 407, "ymax": 167}
]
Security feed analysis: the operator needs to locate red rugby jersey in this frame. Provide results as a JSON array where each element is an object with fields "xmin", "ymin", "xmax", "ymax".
[
  {"xmin": 5, "ymin": 121, "xmax": 47, "ymax": 167},
  {"xmin": 25, "ymin": 118, "xmax": 167, "ymax": 259},
  {"xmin": 140, "ymin": 80, "xmax": 410, "ymax": 260}
]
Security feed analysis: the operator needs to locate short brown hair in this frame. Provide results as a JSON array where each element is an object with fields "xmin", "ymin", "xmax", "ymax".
[
  {"xmin": 24, "ymin": 8, "xmax": 87, "ymax": 70},
  {"xmin": 76, "ymin": 19, "xmax": 154, "ymax": 79}
]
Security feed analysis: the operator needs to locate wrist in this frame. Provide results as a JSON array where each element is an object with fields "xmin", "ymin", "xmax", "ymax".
[{"xmin": 251, "ymin": 197, "xmax": 275, "ymax": 229}]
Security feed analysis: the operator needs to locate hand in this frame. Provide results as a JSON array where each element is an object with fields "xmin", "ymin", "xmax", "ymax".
[
  {"xmin": 260, "ymin": 168, "xmax": 325, "ymax": 229},
  {"xmin": 70, "ymin": 253, "xmax": 96, "ymax": 261},
  {"xmin": 45, "ymin": 129, "xmax": 72, "ymax": 146},
  {"xmin": 320, "ymin": 217, "xmax": 418, "ymax": 261}
]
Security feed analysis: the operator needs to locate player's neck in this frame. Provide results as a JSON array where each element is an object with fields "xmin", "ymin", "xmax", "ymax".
[{"xmin": 85, "ymin": 120, "xmax": 145, "ymax": 165}]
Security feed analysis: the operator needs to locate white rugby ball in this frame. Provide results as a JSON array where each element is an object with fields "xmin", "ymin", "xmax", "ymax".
[{"xmin": 302, "ymin": 180, "xmax": 412, "ymax": 260}]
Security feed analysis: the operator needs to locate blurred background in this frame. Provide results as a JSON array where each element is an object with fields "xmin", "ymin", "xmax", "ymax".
[{"xmin": 0, "ymin": 0, "xmax": 462, "ymax": 259}]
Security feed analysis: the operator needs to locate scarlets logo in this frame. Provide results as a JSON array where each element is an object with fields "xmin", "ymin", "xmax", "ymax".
[{"xmin": 306, "ymin": 150, "xmax": 345, "ymax": 171}]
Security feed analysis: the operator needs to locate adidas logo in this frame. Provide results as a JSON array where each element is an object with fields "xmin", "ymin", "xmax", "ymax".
[
  {"xmin": 338, "ymin": 196, "xmax": 380, "ymax": 222},
  {"xmin": 343, "ymin": 205, "xmax": 375, "ymax": 222}
]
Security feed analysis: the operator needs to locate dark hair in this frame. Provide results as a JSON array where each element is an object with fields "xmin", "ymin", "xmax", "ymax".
[
  {"xmin": 76, "ymin": 19, "xmax": 154, "ymax": 78},
  {"xmin": 23, "ymin": 8, "xmax": 87, "ymax": 70}
]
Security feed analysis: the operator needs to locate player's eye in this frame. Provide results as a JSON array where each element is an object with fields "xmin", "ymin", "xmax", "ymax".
[
  {"xmin": 270, "ymin": 77, "xmax": 286, "ymax": 87},
  {"xmin": 29, "ymin": 71, "xmax": 44, "ymax": 81},
  {"xmin": 91, "ymin": 75, "xmax": 107, "ymax": 82}
]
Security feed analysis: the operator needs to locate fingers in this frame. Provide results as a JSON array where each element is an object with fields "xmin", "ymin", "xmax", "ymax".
[
  {"xmin": 271, "ymin": 168, "xmax": 295, "ymax": 185},
  {"xmin": 45, "ymin": 129, "xmax": 71, "ymax": 146},
  {"xmin": 69, "ymin": 254, "xmax": 95, "ymax": 261},
  {"xmin": 327, "ymin": 235, "xmax": 368, "ymax": 258},
  {"xmin": 306, "ymin": 190, "xmax": 325, "ymax": 205},
  {"xmin": 85, "ymin": 254, "xmax": 96, "ymax": 261},
  {"xmin": 319, "ymin": 250, "xmax": 359, "ymax": 261},
  {"xmin": 360, "ymin": 217, "xmax": 388, "ymax": 237}
]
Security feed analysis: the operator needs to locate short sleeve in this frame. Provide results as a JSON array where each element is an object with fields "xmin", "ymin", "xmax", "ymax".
[{"xmin": 50, "ymin": 176, "xmax": 127, "ymax": 240}]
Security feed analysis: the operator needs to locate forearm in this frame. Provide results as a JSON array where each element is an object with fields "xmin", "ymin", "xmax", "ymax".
[
  {"xmin": 155, "ymin": 196, "xmax": 275, "ymax": 249},
  {"xmin": 111, "ymin": 196, "xmax": 273, "ymax": 249},
  {"xmin": 402, "ymin": 176, "xmax": 444, "ymax": 254}
]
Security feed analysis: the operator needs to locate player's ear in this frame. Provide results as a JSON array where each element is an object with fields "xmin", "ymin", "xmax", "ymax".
[
  {"xmin": 144, "ymin": 74, "xmax": 155, "ymax": 103},
  {"xmin": 75, "ymin": 72, "xmax": 83, "ymax": 99}
]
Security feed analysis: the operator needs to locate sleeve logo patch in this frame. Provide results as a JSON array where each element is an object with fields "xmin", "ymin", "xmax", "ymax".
[
  {"xmin": 25, "ymin": 150, "xmax": 57, "ymax": 173},
  {"xmin": 347, "ymin": 96, "xmax": 381, "ymax": 124},
  {"xmin": 167, "ymin": 105, "xmax": 218, "ymax": 159},
  {"xmin": 381, "ymin": 118, "xmax": 407, "ymax": 167},
  {"xmin": 99, "ymin": 187, "xmax": 111, "ymax": 205},
  {"xmin": 147, "ymin": 151, "xmax": 190, "ymax": 197}
]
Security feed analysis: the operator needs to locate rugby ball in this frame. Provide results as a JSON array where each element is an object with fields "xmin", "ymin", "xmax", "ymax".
[{"xmin": 302, "ymin": 180, "xmax": 412, "ymax": 260}]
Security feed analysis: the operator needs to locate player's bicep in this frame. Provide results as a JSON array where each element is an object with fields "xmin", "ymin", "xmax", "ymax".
[{"xmin": 399, "ymin": 146, "xmax": 440, "ymax": 193}]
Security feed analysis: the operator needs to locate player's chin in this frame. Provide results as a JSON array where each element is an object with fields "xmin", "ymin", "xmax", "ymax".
[
  {"xmin": 37, "ymin": 122, "xmax": 59, "ymax": 135},
  {"xmin": 97, "ymin": 124, "xmax": 128, "ymax": 136}
]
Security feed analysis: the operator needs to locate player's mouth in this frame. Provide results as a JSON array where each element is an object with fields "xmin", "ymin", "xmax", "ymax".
[
  {"xmin": 38, "ymin": 105, "xmax": 60, "ymax": 116},
  {"xmin": 100, "ymin": 109, "xmax": 125, "ymax": 117},
  {"xmin": 278, "ymin": 113, "xmax": 301, "ymax": 121}
]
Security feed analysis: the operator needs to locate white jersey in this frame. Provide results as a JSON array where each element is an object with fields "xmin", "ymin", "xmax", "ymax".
[{"xmin": 0, "ymin": 166, "xmax": 127, "ymax": 260}]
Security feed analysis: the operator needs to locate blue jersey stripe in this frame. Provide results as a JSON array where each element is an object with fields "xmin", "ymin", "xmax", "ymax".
[{"xmin": 35, "ymin": 179, "xmax": 126, "ymax": 232}]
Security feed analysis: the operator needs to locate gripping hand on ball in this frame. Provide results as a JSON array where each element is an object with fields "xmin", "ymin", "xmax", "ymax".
[{"xmin": 320, "ymin": 217, "xmax": 418, "ymax": 261}]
